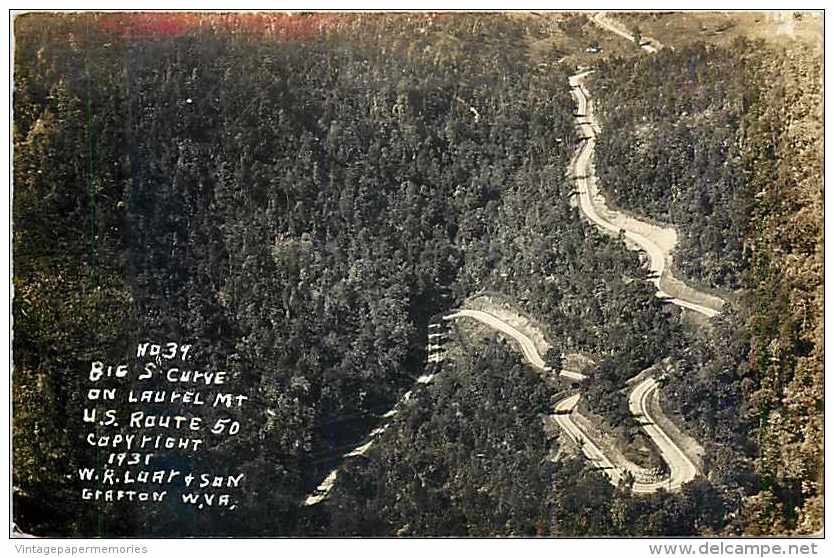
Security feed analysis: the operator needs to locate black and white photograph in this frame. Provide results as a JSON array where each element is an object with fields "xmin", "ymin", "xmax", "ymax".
[{"xmin": 6, "ymin": 3, "xmax": 827, "ymax": 549}]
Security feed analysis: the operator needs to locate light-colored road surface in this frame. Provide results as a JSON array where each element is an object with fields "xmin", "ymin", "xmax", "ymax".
[
  {"xmin": 303, "ymin": 383, "xmax": 422, "ymax": 506},
  {"xmin": 305, "ymin": 304, "xmax": 587, "ymax": 506},
  {"xmin": 569, "ymin": 73, "xmax": 720, "ymax": 319},
  {"xmin": 444, "ymin": 309, "xmax": 587, "ymax": 381},
  {"xmin": 548, "ymin": 16, "xmax": 710, "ymax": 493},
  {"xmin": 308, "ymin": 303, "xmax": 588, "ymax": 506},
  {"xmin": 553, "ymin": 377, "xmax": 699, "ymax": 493},
  {"xmin": 628, "ymin": 377, "xmax": 698, "ymax": 493},
  {"xmin": 574, "ymin": 14, "xmax": 720, "ymax": 319},
  {"xmin": 591, "ymin": 11, "xmax": 661, "ymax": 53},
  {"xmin": 553, "ymin": 394, "xmax": 623, "ymax": 485},
  {"xmin": 551, "ymin": 379, "xmax": 698, "ymax": 493},
  {"xmin": 308, "ymin": 17, "xmax": 703, "ymax": 505}
]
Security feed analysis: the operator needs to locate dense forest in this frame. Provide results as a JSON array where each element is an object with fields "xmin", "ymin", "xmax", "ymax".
[
  {"xmin": 12, "ymin": 12, "xmax": 822, "ymax": 537},
  {"xmin": 589, "ymin": 37, "xmax": 823, "ymax": 534},
  {"xmin": 593, "ymin": 41, "xmax": 760, "ymax": 290},
  {"xmin": 310, "ymin": 336, "xmax": 731, "ymax": 537}
]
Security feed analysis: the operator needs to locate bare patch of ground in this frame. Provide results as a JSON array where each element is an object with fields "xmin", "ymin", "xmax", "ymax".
[
  {"xmin": 625, "ymin": 360, "xmax": 667, "ymax": 387},
  {"xmin": 519, "ymin": 12, "xmax": 645, "ymax": 70},
  {"xmin": 562, "ymin": 353, "xmax": 596, "ymax": 379},
  {"xmin": 613, "ymin": 11, "xmax": 822, "ymax": 54},
  {"xmin": 543, "ymin": 413, "xmax": 581, "ymax": 463}
]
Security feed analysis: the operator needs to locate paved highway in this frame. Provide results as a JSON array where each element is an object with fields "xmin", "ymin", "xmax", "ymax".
[
  {"xmin": 551, "ymin": 377, "xmax": 698, "ymax": 493},
  {"xmin": 569, "ymin": 74, "xmax": 721, "ymax": 319},
  {"xmin": 553, "ymin": 394, "xmax": 623, "ymax": 485},
  {"xmin": 444, "ymin": 309, "xmax": 587, "ymax": 381},
  {"xmin": 306, "ymin": 14, "xmax": 705, "ymax": 505},
  {"xmin": 628, "ymin": 377, "xmax": 698, "ymax": 493},
  {"xmin": 548, "ymin": 15, "xmax": 712, "ymax": 493}
]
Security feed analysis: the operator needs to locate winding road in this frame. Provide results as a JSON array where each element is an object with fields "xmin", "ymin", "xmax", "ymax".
[
  {"xmin": 444, "ymin": 309, "xmax": 587, "ymax": 382},
  {"xmin": 628, "ymin": 378, "xmax": 698, "ymax": 493},
  {"xmin": 553, "ymin": 394, "xmax": 623, "ymax": 485},
  {"xmin": 447, "ymin": 304, "xmax": 699, "ymax": 493},
  {"xmin": 304, "ymin": 306, "xmax": 587, "ymax": 506},
  {"xmin": 569, "ymin": 74, "xmax": 721, "ymax": 319},
  {"xmin": 592, "ymin": 11, "xmax": 662, "ymax": 53},
  {"xmin": 556, "ymin": 14, "xmax": 720, "ymax": 493},
  {"xmin": 305, "ymin": 13, "xmax": 717, "ymax": 505},
  {"xmin": 441, "ymin": 302, "xmax": 702, "ymax": 492}
]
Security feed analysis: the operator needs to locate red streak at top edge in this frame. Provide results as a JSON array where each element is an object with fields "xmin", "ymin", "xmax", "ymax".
[{"xmin": 95, "ymin": 12, "xmax": 451, "ymax": 41}]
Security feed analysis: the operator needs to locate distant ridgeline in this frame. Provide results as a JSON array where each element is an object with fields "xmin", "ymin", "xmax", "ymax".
[{"xmin": 13, "ymin": 12, "xmax": 821, "ymax": 536}]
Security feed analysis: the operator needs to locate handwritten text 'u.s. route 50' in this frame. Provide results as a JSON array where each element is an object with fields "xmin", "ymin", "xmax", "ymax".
[{"xmin": 79, "ymin": 341, "xmax": 248, "ymax": 511}]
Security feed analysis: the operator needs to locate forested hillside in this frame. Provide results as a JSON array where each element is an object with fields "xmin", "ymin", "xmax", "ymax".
[
  {"xmin": 590, "ymin": 37, "xmax": 823, "ymax": 535},
  {"xmin": 742, "ymin": 45, "xmax": 823, "ymax": 535},
  {"xmin": 12, "ymin": 12, "xmax": 677, "ymax": 536},
  {"xmin": 314, "ymin": 339, "xmax": 556, "ymax": 537},
  {"xmin": 313, "ymin": 336, "xmax": 733, "ymax": 537},
  {"xmin": 593, "ymin": 41, "xmax": 762, "ymax": 290}
]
